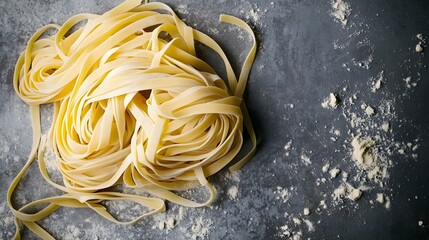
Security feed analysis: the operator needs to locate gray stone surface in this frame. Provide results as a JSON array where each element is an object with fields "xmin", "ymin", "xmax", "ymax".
[{"xmin": 1, "ymin": 0, "xmax": 429, "ymax": 239}]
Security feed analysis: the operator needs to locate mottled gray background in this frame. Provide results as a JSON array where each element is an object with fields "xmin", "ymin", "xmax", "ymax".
[{"xmin": 1, "ymin": 0, "xmax": 429, "ymax": 239}]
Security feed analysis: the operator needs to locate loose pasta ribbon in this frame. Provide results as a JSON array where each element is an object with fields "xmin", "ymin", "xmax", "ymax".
[{"xmin": 8, "ymin": 0, "xmax": 257, "ymax": 239}]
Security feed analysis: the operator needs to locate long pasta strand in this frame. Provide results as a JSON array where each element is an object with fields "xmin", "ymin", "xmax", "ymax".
[{"xmin": 8, "ymin": 1, "xmax": 257, "ymax": 238}]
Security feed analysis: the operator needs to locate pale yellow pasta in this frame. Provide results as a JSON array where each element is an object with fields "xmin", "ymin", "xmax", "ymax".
[{"xmin": 7, "ymin": 0, "xmax": 257, "ymax": 239}]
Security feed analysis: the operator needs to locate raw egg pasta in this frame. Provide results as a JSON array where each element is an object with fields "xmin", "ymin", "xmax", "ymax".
[{"xmin": 7, "ymin": 0, "xmax": 257, "ymax": 238}]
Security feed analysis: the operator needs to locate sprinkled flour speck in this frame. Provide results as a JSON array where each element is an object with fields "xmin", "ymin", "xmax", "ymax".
[
  {"xmin": 322, "ymin": 93, "xmax": 339, "ymax": 109},
  {"xmin": 300, "ymin": 154, "xmax": 312, "ymax": 166},
  {"xmin": 284, "ymin": 140, "xmax": 293, "ymax": 156},
  {"xmin": 274, "ymin": 186, "xmax": 292, "ymax": 203},
  {"xmin": 279, "ymin": 225, "xmax": 291, "ymax": 237},
  {"xmin": 329, "ymin": 168, "xmax": 341, "ymax": 179},
  {"xmin": 225, "ymin": 171, "xmax": 241, "ymax": 183},
  {"xmin": 303, "ymin": 208, "xmax": 310, "ymax": 216},
  {"xmin": 303, "ymin": 219, "xmax": 315, "ymax": 232},
  {"xmin": 228, "ymin": 186, "xmax": 239, "ymax": 200},
  {"xmin": 415, "ymin": 43, "xmax": 424, "ymax": 53},
  {"xmin": 365, "ymin": 105, "xmax": 375, "ymax": 116},
  {"xmin": 371, "ymin": 71, "xmax": 384, "ymax": 92},
  {"xmin": 322, "ymin": 164, "xmax": 330, "ymax": 173},
  {"xmin": 189, "ymin": 216, "xmax": 213, "ymax": 240},
  {"xmin": 331, "ymin": 0, "xmax": 351, "ymax": 26}
]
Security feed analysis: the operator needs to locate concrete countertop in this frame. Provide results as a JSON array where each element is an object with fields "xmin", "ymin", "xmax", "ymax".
[{"xmin": 1, "ymin": 0, "xmax": 428, "ymax": 239}]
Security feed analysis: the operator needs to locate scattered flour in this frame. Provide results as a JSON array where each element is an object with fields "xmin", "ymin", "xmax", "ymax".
[
  {"xmin": 189, "ymin": 216, "xmax": 213, "ymax": 240},
  {"xmin": 178, "ymin": 207, "xmax": 186, "ymax": 221},
  {"xmin": 175, "ymin": 4, "xmax": 189, "ymax": 15},
  {"xmin": 292, "ymin": 231, "xmax": 302, "ymax": 240},
  {"xmin": 158, "ymin": 221, "xmax": 165, "ymax": 230},
  {"xmin": 167, "ymin": 218, "xmax": 176, "ymax": 229},
  {"xmin": 319, "ymin": 200, "xmax": 327, "ymax": 210},
  {"xmin": 300, "ymin": 154, "xmax": 312, "ymax": 166},
  {"xmin": 415, "ymin": 43, "xmax": 424, "ymax": 53},
  {"xmin": 280, "ymin": 215, "xmax": 315, "ymax": 239},
  {"xmin": 384, "ymin": 195, "xmax": 391, "ymax": 209},
  {"xmin": 303, "ymin": 208, "xmax": 310, "ymax": 216},
  {"xmin": 333, "ymin": 184, "xmax": 347, "ymax": 201},
  {"xmin": 0, "ymin": 202, "xmax": 14, "ymax": 232},
  {"xmin": 274, "ymin": 186, "xmax": 292, "ymax": 203},
  {"xmin": 157, "ymin": 218, "xmax": 176, "ymax": 231},
  {"xmin": 293, "ymin": 3, "xmax": 426, "ymax": 240},
  {"xmin": 333, "ymin": 183, "xmax": 362, "ymax": 201},
  {"xmin": 364, "ymin": 105, "xmax": 375, "ymax": 116},
  {"xmin": 342, "ymin": 172, "xmax": 349, "ymax": 182},
  {"xmin": 279, "ymin": 224, "xmax": 291, "ymax": 237},
  {"xmin": 64, "ymin": 225, "xmax": 81, "ymax": 240},
  {"xmin": 373, "ymin": 193, "xmax": 391, "ymax": 209},
  {"xmin": 302, "ymin": 219, "xmax": 315, "ymax": 232},
  {"xmin": 249, "ymin": 9, "xmax": 261, "ymax": 23},
  {"xmin": 284, "ymin": 140, "xmax": 293, "ymax": 156},
  {"xmin": 225, "ymin": 171, "xmax": 241, "ymax": 183},
  {"xmin": 375, "ymin": 193, "xmax": 385, "ymax": 204},
  {"xmin": 371, "ymin": 71, "xmax": 384, "ymax": 92},
  {"xmin": 227, "ymin": 186, "xmax": 239, "ymax": 200},
  {"xmin": 322, "ymin": 93, "xmax": 339, "ymax": 109},
  {"xmin": 353, "ymin": 54, "xmax": 374, "ymax": 69},
  {"xmin": 329, "ymin": 168, "xmax": 340, "ymax": 179},
  {"xmin": 316, "ymin": 177, "xmax": 327, "ymax": 186},
  {"xmin": 2, "ymin": 216, "xmax": 14, "ymax": 227},
  {"xmin": 322, "ymin": 164, "xmax": 330, "ymax": 173},
  {"xmin": 292, "ymin": 218, "xmax": 302, "ymax": 225},
  {"xmin": 352, "ymin": 136, "xmax": 390, "ymax": 186},
  {"xmin": 351, "ymin": 136, "xmax": 376, "ymax": 168},
  {"xmin": 42, "ymin": 137, "xmax": 63, "ymax": 182},
  {"xmin": 403, "ymin": 76, "xmax": 418, "ymax": 88},
  {"xmin": 414, "ymin": 33, "xmax": 425, "ymax": 53},
  {"xmin": 330, "ymin": 0, "xmax": 351, "ymax": 26},
  {"xmin": 381, "ymin": 122, "xmax": 390, "ymax": 132},
  {"xmin": 347, "ymin": 187, "xmax": 362, "ymax": 201}
]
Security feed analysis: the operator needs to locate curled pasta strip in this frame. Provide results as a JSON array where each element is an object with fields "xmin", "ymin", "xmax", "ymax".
[{"xmin": 8, "ymin": 0, "xmax": 257, "ymax": 238}]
